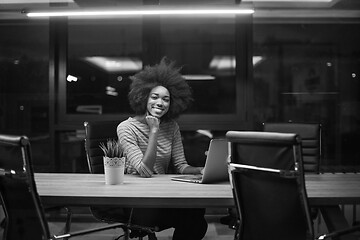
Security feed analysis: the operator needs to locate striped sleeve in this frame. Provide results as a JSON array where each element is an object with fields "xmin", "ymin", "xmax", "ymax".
[
  {"xmin": 117, "ymin": 121, "xmax": 153, "ymax": 177},
  {"xmin": 171, "ymin": 123, "xmax": 190, "ymax": 173}
]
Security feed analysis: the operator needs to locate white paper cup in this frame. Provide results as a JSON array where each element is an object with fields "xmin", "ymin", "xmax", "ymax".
[{"xmin": 103, "ymin": 156, "xmax": 125, "ymax": 185}]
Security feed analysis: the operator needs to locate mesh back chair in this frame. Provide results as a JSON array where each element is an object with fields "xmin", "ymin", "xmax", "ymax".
[
  {"xmin": 84, "ymin": 121, "xmax": 157, "ymax": 240},
  {"xmin": 263, "ymin": 122, "xmax": 321, "ymax": 174},
  {"xmin": 226, "ymin": 131, "xmax": 360, "ymax": 240},
  {"xmin": 0, "ymin": 134, "xmax": 126, "ymax": 240}
]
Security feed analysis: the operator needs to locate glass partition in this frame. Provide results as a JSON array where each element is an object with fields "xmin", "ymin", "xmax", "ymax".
[
  {"xmin": 63, "ymin": 15, "xmax": 248, "ymax": 130},
  {"xmin": 253, "ymin": 23, "xmax": 360, "ymax": 169},
  {"xmin": 0, "ymin": 21, "xmax": 50, "ymax": 171},
  {"xmin": 67, "ymin": 19, "xmax": 142, "ymax": 115},
  {"xmin": 160, "ymin": 17, "xmax": 237, "ymax": 114},
  {"xmin": 66, "ymin": 17, "xmax": 240, "ymax": 116}
]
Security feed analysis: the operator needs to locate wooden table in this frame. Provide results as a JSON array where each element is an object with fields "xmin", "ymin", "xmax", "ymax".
[
  {"xmin": 35, "ymin": 173, "xmax": 233, "ymax": 208},
  {"xmin": 36, "ymin": 173, "xmax": 359, "ymax": 239},
  {"xmin": 305, "ymin": 173, "xmax": 360, "ymax": 206},
  {"xmin": 35, "ymin": 173, "xmax": 360, "ymax": 208},
  {"xmin": 304, "ymin": 173, "xmax": 360, "ymax": 237}
]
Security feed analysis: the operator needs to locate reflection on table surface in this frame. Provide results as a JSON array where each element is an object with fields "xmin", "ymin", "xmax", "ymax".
[{"xmin": 35, "ymin": 173, "xmax": 360, "ymax": 208}]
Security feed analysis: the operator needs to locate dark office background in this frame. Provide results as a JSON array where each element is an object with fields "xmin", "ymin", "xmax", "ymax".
[{"xmin": 0, "ymin": 0, "xmax": 359, "ymax": 173}]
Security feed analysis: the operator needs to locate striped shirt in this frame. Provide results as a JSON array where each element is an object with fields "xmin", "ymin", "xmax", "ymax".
[{"xmin": 117, "ymin": 117, "xmax": 190, "ymax": 177}]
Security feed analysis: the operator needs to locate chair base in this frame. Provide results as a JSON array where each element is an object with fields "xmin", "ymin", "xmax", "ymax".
[{"xmin": 220, "ymin": 210, "xmax": 238, "ymax": 230}]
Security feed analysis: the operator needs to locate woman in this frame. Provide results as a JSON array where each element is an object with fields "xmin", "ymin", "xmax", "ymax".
[{"xmin": 117, "ymin": 57, "xmax": 207, "ymax": 240}]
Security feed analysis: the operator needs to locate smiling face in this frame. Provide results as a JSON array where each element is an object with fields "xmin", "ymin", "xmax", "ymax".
[{"xmin": 146, "ymin": 85, "xmax": 170, "ymax": 118}]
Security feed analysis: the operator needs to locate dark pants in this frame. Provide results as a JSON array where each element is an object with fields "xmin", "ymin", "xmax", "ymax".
[
  {"xmin": 91, "ymin": 206, "xmax": 208, "ymax": 239},
  {"xmin": 126, "ymin": 207, "xmax": 208, "ymax": 240}
]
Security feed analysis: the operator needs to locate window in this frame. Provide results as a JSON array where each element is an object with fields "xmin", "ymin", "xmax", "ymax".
[
  {"xmin": 253, "ymin": 23, "xmax": 360, "ymax": 168},
  {"xmin": 61, "ymin": 15, "xmax": 249, "ymax": 130},
  {"xmin": 66, "ymin": 19, "xmax": 142, "ymax": 115},
  {"xmin": 0, "ymin": 21, "xmax": 50, "ymax": 170},
  {"xmin": 160, "ymin": 17, "xmax": 237, "ymax": 115}
]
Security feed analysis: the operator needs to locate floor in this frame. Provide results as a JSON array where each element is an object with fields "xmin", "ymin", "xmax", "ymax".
[
  {"xmin": 46, "ymin": 206, "xmax": 360, "ymax": 240},
  {"xmin": 1, "ymin": 206, "xmax": 359, "ymax": 240},
  {"xmin": 48, "ymin": 214, "xmax": 235, "ymax": 240},
  {"xmin": 0, "ymin": 204, "xmax": 234, "ymax": 239}
]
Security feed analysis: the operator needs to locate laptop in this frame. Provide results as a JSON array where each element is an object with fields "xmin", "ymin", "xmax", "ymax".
[{"xmin": 171, "ymin": 138, "xmax": 229, "ymax": 184}]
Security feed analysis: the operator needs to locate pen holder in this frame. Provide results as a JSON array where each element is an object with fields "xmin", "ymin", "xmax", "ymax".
[{"xmin": 103, "ymin": 156, "xmax": 125, "ymax": 185}]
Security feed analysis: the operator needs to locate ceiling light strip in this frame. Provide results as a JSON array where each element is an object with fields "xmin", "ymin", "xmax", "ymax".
[{"xmin": 26, "ymin": 8, "xmax": 255, "ymax": 18}]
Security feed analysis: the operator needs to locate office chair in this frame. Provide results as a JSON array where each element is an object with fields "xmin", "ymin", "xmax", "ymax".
[
  {"xmin": 226, "ymin": 131, "xmax": 360, "ymax": 240},
  {"xmin": 0, "ymin": 134, "xmax": 126, "ymax": 240},
  {"xmin": 263, "ymin": 122, "xmax": 321, "ymax": 173},
  {"xmin": 84, "ymin": 121, "xmax": 158, "ymax": 240},
  {"xmin": 0, "ymin": 133, "xmax": 72, "ymax": 237},
  {"xmin": 264, "ymin": 122, "xmax": 360, "ymax": 231},
  {"xmin": 263, "ymin": 122, "xmax": 324, "ymax": 221},
  {"xmin": 221, "ymin": 122, "xmax": 322, "ymax": 229}
]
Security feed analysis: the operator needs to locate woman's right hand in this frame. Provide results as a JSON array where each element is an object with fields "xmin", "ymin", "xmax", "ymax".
[
  {"xmin": 141, "ymin": 115, "xmax": 160, "ymax": 173},
  {"xmin": 145, "ymin": 115, "xmax": 160, "ymax": 132}
]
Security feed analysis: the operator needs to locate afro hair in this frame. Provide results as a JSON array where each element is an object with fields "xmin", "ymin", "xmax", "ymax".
[{"xmin": 128, "ymin": 57, "xmax": 193, "ymax": 120}]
